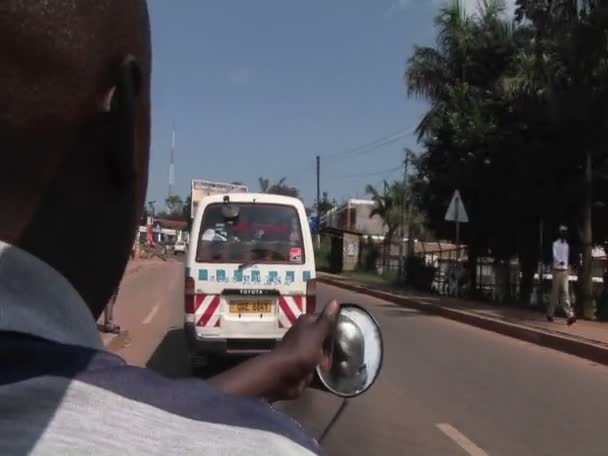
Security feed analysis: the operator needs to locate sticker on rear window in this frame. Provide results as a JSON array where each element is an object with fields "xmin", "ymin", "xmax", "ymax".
[{"xmin": 290, "ymin": 247, "xmax": 302, "ymax": 262}]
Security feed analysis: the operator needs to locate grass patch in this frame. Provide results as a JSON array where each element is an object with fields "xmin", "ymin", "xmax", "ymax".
[{"xmin": 342, "ymin": 270, "xmax": 399, "ymax": 287}]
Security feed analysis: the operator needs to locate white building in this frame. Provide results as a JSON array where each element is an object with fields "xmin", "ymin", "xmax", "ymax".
[{"xmin": 321, "ymin": 199, "xmax": 386, "ymax": 236}]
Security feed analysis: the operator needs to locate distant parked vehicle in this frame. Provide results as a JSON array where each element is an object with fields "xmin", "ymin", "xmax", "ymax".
[{"xmin": 174, "ymin": 240, "xmax": 187, "ymax": 255}]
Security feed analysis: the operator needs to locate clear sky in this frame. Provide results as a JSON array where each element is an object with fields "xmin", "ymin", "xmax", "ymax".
[{"xmin": 146, "ymin": 0, "xmax": 516, "ymax": 209}]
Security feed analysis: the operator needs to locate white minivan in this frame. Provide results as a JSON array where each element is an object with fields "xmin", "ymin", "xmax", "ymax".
[{"xmin": 185, "ymin": 193, "xmax": 317, "ymax": 361}]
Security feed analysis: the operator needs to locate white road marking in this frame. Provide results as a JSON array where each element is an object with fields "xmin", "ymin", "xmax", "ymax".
[
  {"xmin": 436, "ymin": 423, "xmax": 489, "ymax": 456},
  {"xmin": 142, "ymin": 303, "xmax": 160, "ymax": 325}
]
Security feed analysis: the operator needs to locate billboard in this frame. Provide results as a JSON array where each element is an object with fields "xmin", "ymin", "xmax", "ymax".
[{"xmin": 191, "ymin": 179, "xmax": 248, "ymax": 218}]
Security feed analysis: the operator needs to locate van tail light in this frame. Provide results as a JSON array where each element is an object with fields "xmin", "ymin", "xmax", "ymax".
[
  {"xmin": 185, "ymin": 275, "xmax": 195, "ymax": 314},
  {"xmin": 306, "ymin": 278, "xmax": 317, "ymax": 314}
]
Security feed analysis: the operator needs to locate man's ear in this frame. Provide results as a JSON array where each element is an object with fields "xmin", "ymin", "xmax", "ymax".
[{"xmin": 106, "ymin": 55, "xmax": 142, "ymax": 191}]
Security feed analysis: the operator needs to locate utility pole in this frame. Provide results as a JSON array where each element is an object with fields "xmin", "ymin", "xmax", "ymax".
[
  {"xmin": 399, "ymin": 149, "xmax": 410, "ymax": 283},
  {"xmin": 581, "ymin": 149, "xmax": 594, "ymax": 319},
  {"xmin": 537, "ymin": 217, "xmax": 544, "ymax": 306},
  {"xmin": 168, "ymin": 123, "xmax": 176, "ymax": 198},
  {"xmin": 316, "ymin": 155, "xmax": 321, "ymax": 249}
]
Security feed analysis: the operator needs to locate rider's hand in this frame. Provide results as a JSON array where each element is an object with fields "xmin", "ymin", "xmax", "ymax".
[
  {"xmin": 266, "ymin": 300, "xmax": 340, "ymax": 401},
  {"xmin": 206, "ymin": 300, "xmax": 340, "ymax": 402}
]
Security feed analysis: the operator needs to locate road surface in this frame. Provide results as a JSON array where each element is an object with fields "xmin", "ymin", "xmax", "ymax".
[{"xmin": 107, "ymin": 261, "xmax": 608, "ymax": 455}]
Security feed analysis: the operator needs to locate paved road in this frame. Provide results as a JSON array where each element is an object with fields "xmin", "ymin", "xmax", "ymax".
[{"xmin": 107, "ymin": 262, "xmax": 608, "ymax": 455}]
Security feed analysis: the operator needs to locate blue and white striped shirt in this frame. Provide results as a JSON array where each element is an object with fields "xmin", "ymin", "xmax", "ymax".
[{"xmin": 0, "ymin": 241, "xmax": 322, "ymax": 455}]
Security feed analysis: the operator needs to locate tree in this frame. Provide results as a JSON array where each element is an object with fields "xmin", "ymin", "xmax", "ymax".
[
  {"xmin": 258, "ymin": 177, "xmax": 270, "ymax": 193},
  {"xmin": 366, "ymin": 181, "xmax": 404, "ymax": 271},
  {"xmin": 141, "ymin": 205, "xmax": 150, "ymax": 225},
  {"xmin": 258, "ymin": 177, "xmax": 300, "ymax": 198},
  {"xmin": 182, "ymin": 194, "xmax": 193, "ymax": 231},
  {"xmin": 147, "ymin": 201, "xmax": 157, "ymax": 217},
  {"xmin": 165, "ymin": 195, "xmax": 184, "ymax": 218},
  {"xmin": 405, "ymin": 0, "xmax": 546, "ymax": 299},
  {"xmin": 317, "ymin": 191, "xmax": 335, "ymax": 215},
  {"xmin": 405, "ymin": 0, "xmax": 608, "ymax": 313}
]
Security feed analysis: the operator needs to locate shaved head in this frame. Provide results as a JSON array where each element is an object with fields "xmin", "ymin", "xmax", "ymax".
[
  {"xmin": 0, "ymin": 0, "xmax": 152, "ymax": 316},
  {"xmin": 1, "ymin": 0, "xmax": 150, "ymax": 134}
]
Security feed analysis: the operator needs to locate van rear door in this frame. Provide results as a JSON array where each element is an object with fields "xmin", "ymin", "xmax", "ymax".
[{"xmin": 188, "ymin": 200, "xmax": 314, "ymax": 340}]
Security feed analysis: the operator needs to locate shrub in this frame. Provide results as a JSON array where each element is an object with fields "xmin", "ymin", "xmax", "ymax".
[
  {"xmin": 405, "ymin": 256, "xmax": 437, "ymax": 291},
  {"xmin": 314, "ymin": 238, "xmax": 332, "ymax": 271}
]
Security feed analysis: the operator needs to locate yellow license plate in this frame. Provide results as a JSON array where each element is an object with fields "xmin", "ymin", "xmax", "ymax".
[{"xmin": 229, "ymin": 300, "xmax": 273, "ymax": 314}]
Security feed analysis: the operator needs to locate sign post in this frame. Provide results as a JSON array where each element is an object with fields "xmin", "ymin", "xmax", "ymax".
[
  {"xmin": 445, "ymin": 190, "xmax": 469, "ymax": 297},
  {"xmin": 444, "ymin": 189, "xmax": 469, "ymax": 258}
]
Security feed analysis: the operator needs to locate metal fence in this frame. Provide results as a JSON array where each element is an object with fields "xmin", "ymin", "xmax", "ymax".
[
  {"xmin": 321, "ymin": 232, "xmax": 608, "ymax": 316},
  {"xmin": 359, "ymin": 238, "xmax": 607, "ymax": 308}
]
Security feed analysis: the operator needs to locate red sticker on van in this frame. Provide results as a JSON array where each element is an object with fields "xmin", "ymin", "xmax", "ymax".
[{"xmin": 290, "ymin": 248, "xmax": 302, "ymax": 262}]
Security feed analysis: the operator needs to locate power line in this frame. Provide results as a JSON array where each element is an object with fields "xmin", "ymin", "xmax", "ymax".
[
  {"xmin": 337, "ymin": 165, "xmax": 403, "ymax": 180},
  {"xmin": 325, "ymin": 126, "xmax": 416, "ymax": 160},
  {"xmin": 281, "ymin": 126, "xmax": 416, "ymax": 185}
]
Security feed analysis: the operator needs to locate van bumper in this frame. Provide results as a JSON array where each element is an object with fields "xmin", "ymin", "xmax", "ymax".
[{"xmin": 184, "ymin": 323, "xmax": 280, "ymax": 356}]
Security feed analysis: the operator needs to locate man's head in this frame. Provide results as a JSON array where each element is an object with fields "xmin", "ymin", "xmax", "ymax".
[
  {"xmin": 559, "ymin": 225, "xmax": 568, "ymax": 240},
  {"xmin": 0, "ymin": 1, "xmax": 151, "ymax": 317}
]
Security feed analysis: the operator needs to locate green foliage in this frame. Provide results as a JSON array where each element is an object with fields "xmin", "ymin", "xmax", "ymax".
[
  {"xmin": 259, "ymin": 177, "xmax": 300, "ymax": 198},
  {"xmin": 314, "ymin": 237, "xmax": 332, "ymax": 271},
  {"xmin": 165, "ymin": 195, "xmax": 184, "ymax": 217},
  {"xmin": 317, "ymin": 191, "xmax": 335, "ymax": 215},
  {"xmin": 405, "ymin": 256, "xmax": 437, "ymax": 292},
  {"xmin": 405, "ymin": 0, "xmax": 608, "ymax": 305},
  {"xmin": 366, "ymin": 180, "xmax": 402, "ymax": 242},
  {"xmin": 344, "ymin": 270, "xmax": 400, "ymax": 288},
  {"xmin": 359, "ymin": 236, "xmax": 381, "ymax": 272},
  {"xmin": 365, "ymin": 179, "xmax": 428, "ymax": 257}
]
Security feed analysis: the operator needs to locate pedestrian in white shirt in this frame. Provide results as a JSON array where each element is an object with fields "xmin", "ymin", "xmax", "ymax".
[{"xmin": 549, "ymin": 225, "xmax": 576, "ymax": 325}]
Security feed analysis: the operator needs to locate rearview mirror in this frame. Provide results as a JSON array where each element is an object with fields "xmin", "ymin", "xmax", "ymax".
[{"xmin": 315, "ymin": 303, "xmax": 383, "ymax": 398}]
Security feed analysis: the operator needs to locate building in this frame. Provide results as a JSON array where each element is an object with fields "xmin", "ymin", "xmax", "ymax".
[
  {"xmin": 321, "ymin": 226, "xmax": 361, "ymax": 273},
  {"xmin": 321, "ymin": 199, "xmax": 385, "ymax": 237},
  {"xmin": 136, "ymin": 217, "xmax": 189, "ymax": 244}
]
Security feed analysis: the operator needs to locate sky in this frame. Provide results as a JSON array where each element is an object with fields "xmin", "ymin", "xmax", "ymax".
[{"xmin": 146, "ymin": 0, "xmax": 516, "ymax": 209}]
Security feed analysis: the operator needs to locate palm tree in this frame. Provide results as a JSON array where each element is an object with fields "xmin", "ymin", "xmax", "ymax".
[
  {"xmin": 258, "ymin": 177, "xmax": 299, "ymax": 198},
  {"xmin": 258, "ymin": 177, "xmax": 270, "ymax": 193},
  {"xmin": 369, "ymin": 178, "xmax": 429, "ymax": 266},
  {"xmin": 405, "ymin": 0, "xmax": 473, "ymax": 139},
  {"xmin": 406, "ymin": 0, "xmax": 514, "ymax": 139},
  {"xmin": 405, "ymin": 0, "xmax": 520, "ymax": 293},
  {"xmin": 366, "ymin": 181, "xmax": 403, "ymax": 271}
]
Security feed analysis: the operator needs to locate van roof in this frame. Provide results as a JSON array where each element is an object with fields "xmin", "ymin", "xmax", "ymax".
[{"xmin": 198, "ymin": 192, "xmax": 304, "ymax": 207}]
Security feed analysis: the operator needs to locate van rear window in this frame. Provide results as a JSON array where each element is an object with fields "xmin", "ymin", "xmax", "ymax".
[{"xmin": 196, "ymin": 203, "xmax": 305, "ymax": 264}]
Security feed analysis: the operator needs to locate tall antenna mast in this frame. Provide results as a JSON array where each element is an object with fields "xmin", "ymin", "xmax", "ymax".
[{"xmin": 168, "ymin": 122, "xmax": 176, "ymax": 198}]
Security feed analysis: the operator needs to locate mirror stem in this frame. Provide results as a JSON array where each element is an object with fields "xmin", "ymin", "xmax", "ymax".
[{"xmin": 318, "ymin": 398, "xmax": 349, "ymax": 444}]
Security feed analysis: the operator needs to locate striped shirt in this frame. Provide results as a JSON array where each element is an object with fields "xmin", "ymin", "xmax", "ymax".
[{"xmin": 0, "ymin": 241, "xmax": 322, "ymax": 455}]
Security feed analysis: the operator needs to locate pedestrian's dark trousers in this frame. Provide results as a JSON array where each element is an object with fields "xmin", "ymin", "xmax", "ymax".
[{"xmin": 104, "ymin": 287, "xmax": 119, "ymax": 325}]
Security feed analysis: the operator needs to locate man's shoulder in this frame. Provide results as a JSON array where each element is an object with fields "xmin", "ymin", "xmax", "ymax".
[
  {"xmin": 77, "ymin": 363, "xmax": 322, "ymax": 454},
  {"xmin": 0, "ymin": 334, "xmax": 323, "ymax": 455}
]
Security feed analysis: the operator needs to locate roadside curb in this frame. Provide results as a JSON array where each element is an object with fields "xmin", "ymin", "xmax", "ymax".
[{"xmin": 319, "ymin": 276, "xmax": 608, "ymax": 366}]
